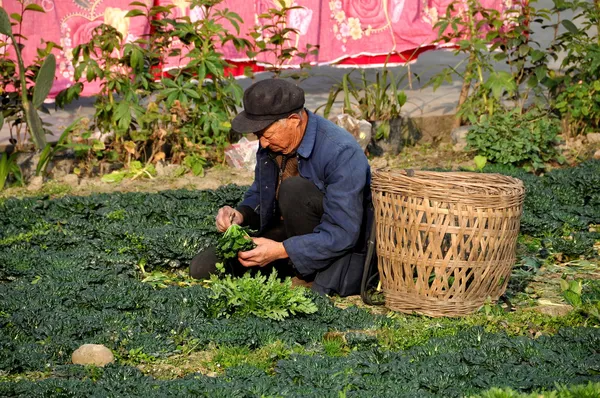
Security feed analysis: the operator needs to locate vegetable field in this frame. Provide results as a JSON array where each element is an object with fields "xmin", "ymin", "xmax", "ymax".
[{"xmin": 1, "ymin": 163, "xmax": 600, "ymax": 397}]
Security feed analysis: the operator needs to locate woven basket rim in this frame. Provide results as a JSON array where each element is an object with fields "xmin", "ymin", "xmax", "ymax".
[
  {"xmin": 372, "ymin": 169, "xmax": 524, "ymax": 191},
  {"xmin": 371, "ymin": 169, "xmax": 525, "ymax": 208}
]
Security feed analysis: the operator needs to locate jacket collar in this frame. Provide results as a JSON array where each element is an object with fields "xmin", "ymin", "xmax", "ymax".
[{"xmin": 297, "ymin": 109, "xmax": 317, "ymax": 159}]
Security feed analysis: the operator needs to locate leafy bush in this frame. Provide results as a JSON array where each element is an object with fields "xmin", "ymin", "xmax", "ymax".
[
  {"xmin": 548, "ymin": 1, "xmax": 600, "ymax": 136},
  {"xmin": 467, "ymin": 107, "xmax": 563, "ymax": 171},
  {"xmin": 1, "ymin": 327, "xmax": 599, "ymax": 397},
  {"xmin": 471, "ymin": 382, "xmax": 600, "ymax": 397},
  {"xmin": 208, "ymin": 270, "xmax": 318, "ymax": 321},
  {"xmin": 483, "ymin": 160, "xmax": 600, "ymax": 260}
]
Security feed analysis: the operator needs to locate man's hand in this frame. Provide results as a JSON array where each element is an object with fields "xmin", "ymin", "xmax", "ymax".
[
  {"xmin": 216, "ymin": 206, "xmax": 244, "ymax": 232},
  {"xmin": 238, "ymin": 237, "xmax": 288, "ymax": 267}
]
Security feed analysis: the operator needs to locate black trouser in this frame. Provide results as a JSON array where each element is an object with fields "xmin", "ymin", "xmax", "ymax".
[{"xmin": 189, "ymin": 176, "xmax": 324, "ymax": 279}]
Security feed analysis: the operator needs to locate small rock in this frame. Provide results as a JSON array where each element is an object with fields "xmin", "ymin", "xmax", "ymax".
[
  {"xmin": 15, "ymin": 152, "xmax": 41, "ymax": 182},
  {"xmin": 594, "ymin": 149, "xmax": 600, "ymax": 160},
  {"xmin": 532, "ymin": 304, "xmax": 572, "ymax": 317},
  {"xmin": 586, "ymin": 132, "xmax": 600, "ymax": 144},
  {"xmin": 27, "ymin": 176, "xmax": 43, "ymax": 191},
  {"xmin": 453, "ymin": 143, "xmax": 466, "ymax": 152},
  {"xmin": 156, "ymin": 163, "xmax": 181, "ymax": 178},
  {"xmin": 450, "ymin": 126, "xmax": 472, "ymax": 149},
  {"xmin": 48, "ymin": 157, "xmax": 75, "ymax": 180},
  {"xmin": 370, "ymin": 157, "xmax": 388, "ymax": 170},
  {"xmin": 60, "ymin": 174, "xmax": 80, "ymax": 187},
  {"xmin": 155, "ymin": 161, "xmax": 166, "ymax": 177},
  {"xmin": 72, "ymin": 344, "xmax": 114, "ymax": 367}
]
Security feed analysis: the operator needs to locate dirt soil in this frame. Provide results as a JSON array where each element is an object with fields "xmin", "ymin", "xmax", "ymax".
[{"xmin": 1, "ymin": 143, "xmax": 476, "ymax": 199}]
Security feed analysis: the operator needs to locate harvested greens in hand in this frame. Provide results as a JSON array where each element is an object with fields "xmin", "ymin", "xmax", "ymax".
[{"xmin": 216, "ymin": 224, "xmax": 256, "ymax": 260}]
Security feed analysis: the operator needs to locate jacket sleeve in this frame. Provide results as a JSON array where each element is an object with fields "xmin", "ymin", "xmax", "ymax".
[{"xmin": 283, "ymin": 145, "xmax": 368, "ymax": 275}]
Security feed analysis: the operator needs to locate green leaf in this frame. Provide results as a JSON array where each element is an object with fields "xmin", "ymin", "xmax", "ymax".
[
  {"xmin": 485, "ymin": 71, "xmax": 516, "ymax": 99},
  {"xmin": 561, "ymin": 19, "xmax": 579, "ymax": 35},
  {"xmin": 125, "ymin": 9, "xmax": 145, "ymax": 18},
  {"xmin": 183, "ymin": 88, "xmax": 200, "ymax": 99},
  {"xmin": 101, "ymin": 171, "xmax": 127, "ymax": 183},
  {"xmin": 0, "ymin": 7, "xmax": 13, "ymax": 36},
  {"xmin": 131, "ymin": 47, "xmax": 143, "ymax": 70},
  {"xmin": 33, "ymin": 54, "xmax": 56, "ymax": 109},
  {"xmin": 113, "ymin": 101, "xmax": 131, "ymax": 131},
  {"xmin": 24, "ymin": 4, "xmax": 45, "ymax": 12},
  {"xmin": 25, "ymin": 104, "xmax": 47, "ymax": 149},
  {"xmin": 205, "ymin": 60, "xmax": 221, "ymax": 78},
  {"xmin": 474, "ymin": 155, "xmax": 487, "ymax": 170}
]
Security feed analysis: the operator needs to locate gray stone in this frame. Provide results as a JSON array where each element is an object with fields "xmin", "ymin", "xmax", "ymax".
[
  {"xmin": 533, "ymin": 304, "xmax": 572, "ymax": 317},
  {"xmin": 156, "ymin": 162, "xmax": 182, "ymax": 178},
  {"xmin": 72, "ymin": 344, "xmax": 114, "ymax": 367},
  {"xmin": 48, "ymin": 157, "xmax": 75, "ymax": 179},
  {"xmin": 370, "ymin": 157, "xmax": 388, "ymax": 170},
  {"xmin": 586, "ymin": 133, "xmax": 600, "ymax": 144},
  {"xmin": 15, "ymin": 151, "xmax": 41, "ymax": 182},
  {"xmin": 60, "ymin": 174, "xmax": 80, "ymax": 187},
  {"xmin": 27, "ymin": 175, "xmax": 43, "ymax": 191},
  {"xmin": 450, "ymin": 126, "xmax": 472, "ymax": 149}
]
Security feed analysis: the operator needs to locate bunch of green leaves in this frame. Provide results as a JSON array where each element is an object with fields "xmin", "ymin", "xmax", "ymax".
[
  {"xmin": 55, "ymin": 0, "xmax": 247, "ymax": 174},
  {"xmin": 470, "ymin": 382, "xmax": 600, "ymax": 398},
  {"xmin": 467, "ymin": 107, "xmax": 563, "ymax": 171},
  {"xmin": 555, "ymin": 79, "xmax": 600, "ymax": 137},
  {"xmin": 247, "ymin": 0, "xmax": 318, "ymax": 77},
  {"xmin": 216, "ymin": 224, "xmax": 256, "ymax": 261},
  {"xmin": 429, "ymin": 0, "xmax": 506, "ymax": 125},
  {"xmin": 322, "ymin": 67, "xmax": 407, "ymax": 139},
  {"xmin": 428, "ymin": 0, "xmax": 560, "ymax": 126},
  {"xmin": 2, "ymin": 330, "xmax": 600, "ymax": 396},
  {"xmin": 165, "ymin": 0, "xmax": 249, "ymax": 157},
  {"xmin": 561, "ymin": 279, "xmax": 600, "ymax": 323},
  {"xmin": 207, "ymin": 269, "xmax": 318, "ymax": 320},
  {"xmin": 0, "ymin": 3, "xmax": 58, "ymax": 151},
  {"xmin": 482, "ymin": 160, "xmax": 600, "ymax": 261},
  {"xmin": 545, "ymin": 0, "xmax": 600, "ymax": 136}
]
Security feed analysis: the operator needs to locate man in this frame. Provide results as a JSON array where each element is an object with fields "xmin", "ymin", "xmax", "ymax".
[{"xmin": 190, "ymin": 79, "xmax": 372, "ymax": 296}]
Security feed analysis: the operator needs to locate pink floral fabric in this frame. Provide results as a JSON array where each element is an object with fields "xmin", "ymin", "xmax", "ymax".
[{"xmin": 2, "ymin": 0, "xmax": 508, "ymax": 97}]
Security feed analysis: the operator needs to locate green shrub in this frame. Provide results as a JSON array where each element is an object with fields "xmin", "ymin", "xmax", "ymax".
[
  {"xmin": 471, "ymin": 382, "xmax": 600, "ymax": 397},
  {"xmin": 207, "ymin": 270, "xmax": 318, "ymax": 321},
  {"xmin": 467, "ymin": 108, "xmax": 563, "ymax": 171}
]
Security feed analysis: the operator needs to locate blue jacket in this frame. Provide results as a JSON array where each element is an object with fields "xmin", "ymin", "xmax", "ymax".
[{"xmin": 239, "ymin": 110, "xmax": 372, "ymax": 295}]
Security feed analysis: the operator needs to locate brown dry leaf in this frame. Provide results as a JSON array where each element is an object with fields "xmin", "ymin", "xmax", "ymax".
[
  {"xmin": 154, "ymin": 152, "xmax": 166, "ymax": 162},
  {"xmin": 124, "ymin": 141, "xmax": 137, "ymax": 155}
]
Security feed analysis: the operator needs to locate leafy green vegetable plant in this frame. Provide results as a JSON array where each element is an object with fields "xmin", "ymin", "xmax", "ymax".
[
  {"xmin": 247, "ymin": 0, "xmax": 319, "ymax": 77},
  {"xmin": 322, "ymin": 67, "xmax": 407, "ymax": 140},
  {"xmin": 207, "ymin": 269, "xmax": 318, "ymax": 320},
  {"xmin": 216, "ymin": 224, "xmax": 256, "ymax": 261},
  {"xmin": 547, "ymin": 0, "xmax": 600, "ymax": 136},
  {"xmin": 466, "ymin": 107, "xmax": 563, "ymax": 171}
]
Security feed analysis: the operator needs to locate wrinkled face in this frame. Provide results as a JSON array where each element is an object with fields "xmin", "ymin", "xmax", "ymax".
[{"xmin": 255, "ymin": 114, "xmax": 303, "ymax": 154}]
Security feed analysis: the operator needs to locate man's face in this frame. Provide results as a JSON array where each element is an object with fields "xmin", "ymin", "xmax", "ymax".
[{"xmin": 255, "ymin": 115, "xmax": 301, "ymax": 154}]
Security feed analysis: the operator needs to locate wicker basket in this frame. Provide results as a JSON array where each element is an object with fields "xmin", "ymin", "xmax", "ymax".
[{"xmin": 371, "ymin": 169, "xmax": 525, "ymax": 317}]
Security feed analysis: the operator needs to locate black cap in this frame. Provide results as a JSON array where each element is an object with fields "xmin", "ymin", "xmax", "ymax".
[{"xmin": 231, "ymin": 79, "xmax": 305, "ymax": 134}]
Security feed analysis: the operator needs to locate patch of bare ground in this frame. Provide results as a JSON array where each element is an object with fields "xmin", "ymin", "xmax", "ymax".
[{"xmin": 136, "ymin": 351, "xmax": 216, "ymax": 380}]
